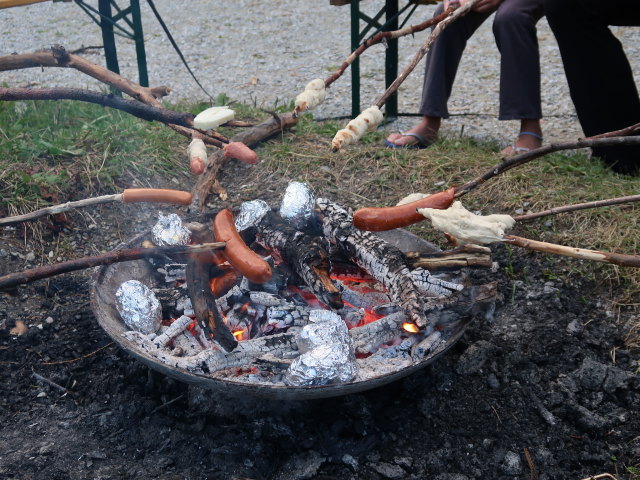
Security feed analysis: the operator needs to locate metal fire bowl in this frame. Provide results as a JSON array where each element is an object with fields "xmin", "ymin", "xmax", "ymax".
[{"xmin": 91, "ymin": 227, "xmax": 471, "ymax": 400}]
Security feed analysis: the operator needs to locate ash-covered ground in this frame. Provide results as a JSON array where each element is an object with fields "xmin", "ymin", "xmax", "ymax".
[{"xmin": 1, "ymin": 195, "xmax": 639, "ymax": 480}]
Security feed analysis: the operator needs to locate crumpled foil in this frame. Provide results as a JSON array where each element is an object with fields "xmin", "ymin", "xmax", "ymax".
[
  {"xmin": 284, "ymin": 309, "xmax": 358, "ymax": 386},
  {"xmin": 115, "ymin": 280, "xmax": 162, "ymax": 334},
  {"xmin": 297, "ymin": 310, "xmax": 352, "ymax": 354},
  {"xmin": 285, "ymin": 344, "xmax": 357, "ymax": 386},
  {"xmin": 151, "ymin": 213, "xmax": 191, "ymax": 246},
  {"xmin": 235, "ymin": 200, "xmax": 270, "ymax": 232},
  {"xmin": 279, "ymin": 181, "xmax": 315, "ymax": 230}
]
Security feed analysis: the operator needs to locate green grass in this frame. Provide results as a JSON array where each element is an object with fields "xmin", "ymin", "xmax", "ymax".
[{"xmin": 0, "ymin": 99, "xmax": 183, "ymax": 216}]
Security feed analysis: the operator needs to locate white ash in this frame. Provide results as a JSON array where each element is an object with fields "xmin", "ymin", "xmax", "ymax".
[
  {"xmin": 151, "ymin": 213, "xmax": 191, "ymax": 246},
  {"xmin": 176, "ymin": 296, "xmax": 194, "ymax": 316},
  {"xmin": 279, "ymin": 181, "xmax": 316, "ymax": 230},
  {"xmin": 156, "ymin": 263, "xmax": 187, "ymax": 283},
  {"xmin": 411, "ymin": 330, "xmax": 443, "ymax": 359},
  {"xmin": 115, "ymin": 280, "xmax": 162, "ymax": 334},
  {"xmin": 235, "ymin": 200, "xmax": 271, "ymax": 232}
]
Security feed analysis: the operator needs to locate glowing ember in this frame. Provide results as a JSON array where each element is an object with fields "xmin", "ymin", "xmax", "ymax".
[
  {"xmin": 403, "ymin": 322, "xmax": 420, "ymax": 334},
  {"xmin": 232, "ymin": 328, "xmax": 249, "ymax": 341}
]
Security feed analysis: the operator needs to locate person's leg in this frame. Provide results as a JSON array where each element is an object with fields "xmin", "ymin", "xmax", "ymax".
[
  {"xmin": 493, "ymin": 0, "xmax": 544, "ymax": 154},
  {"xmin": 545, "ymin": 0, "xmax": 640, "ymax": 174},
  {"xmin": 387, "ymin": 4, "xmax": 489, "ymax": 147}
]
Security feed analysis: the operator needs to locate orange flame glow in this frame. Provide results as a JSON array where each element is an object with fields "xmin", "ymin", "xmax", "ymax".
[
  {"xmin": 232, "ymin": 328, "xmax": 248, "ymax": 341},
  {"xmin": 402, "ymin": 322, "xmax": 420, "ymax": 334}
]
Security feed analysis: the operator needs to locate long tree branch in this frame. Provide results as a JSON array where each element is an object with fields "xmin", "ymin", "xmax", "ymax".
[
  {"xmin": 0, "ymin": 242, "xmax": 226, "ymax": 291},
  {"xmin": 454, "ymin": 136, "xmax": 640, "ymax": 198},
  {"xmin": 0, "ymin": 46, "xmax": 229, "ymax": 147},
  {"xmin": 514, "ymin": 194, "xmax": 640, "ymax": 222},
  {"xmin": 324, "ymin": 6, "xmax": 454, "ymax": 88},
  {"xmin": 0, "ymin": 86, "xmax": 202, "ymax": 131},
  {"xmin": 374, "ymin": 0, "xmax": 479, "ymax": 109}
]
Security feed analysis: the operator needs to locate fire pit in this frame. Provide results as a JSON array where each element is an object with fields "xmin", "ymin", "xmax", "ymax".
[{"xmin": 91, "ymin": 187, "xmax": 496, "ymax": 400}]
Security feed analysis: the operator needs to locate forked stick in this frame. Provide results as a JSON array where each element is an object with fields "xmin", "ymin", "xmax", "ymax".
[{"xmin": 0, "ymin": 242, "xmax": 226, "ymax": 291}]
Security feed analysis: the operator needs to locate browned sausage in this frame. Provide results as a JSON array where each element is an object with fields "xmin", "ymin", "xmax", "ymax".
[
  {"xmin": 121, "ymin": 188, "xmax": 193, "ymax": 205},
  {"xmin": 222, "ymin": 142, "xmax": 259, "ymax": 164},
  {"xmin": 190, "ymin": 156, "xmax": 206, "ymax": 175},
  {"xmin": 352, "ymin": 186, "xmax": 456, "ymax": 231},
  {"xmin": 213, "ymin": 209, "xmax": 272, "ymax": 283}
]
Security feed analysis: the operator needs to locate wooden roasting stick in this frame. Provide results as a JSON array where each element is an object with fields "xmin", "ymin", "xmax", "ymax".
[
  {"xmin": 331, "ymin": 0, "xmax": 480, "ymax": 151},
  {"xmin": 0, "ymin": 47, "xmax": 229, "ymax": 148},
  {"xmin": 0, "ymin": 189, "xmax": 193, "ymax": 228},
  {"xmin": 0, "ymin": 242, "xmax": 226, "ymax": 291}
]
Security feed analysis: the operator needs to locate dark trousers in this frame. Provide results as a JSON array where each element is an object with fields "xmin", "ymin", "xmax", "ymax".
[
  {"xmin": 545, "ymin": 0, "xmax": 640, "ymax": 174},
  {"xmin": 420, "ymin": 0, "xmax": 544, "ymax": 120}
]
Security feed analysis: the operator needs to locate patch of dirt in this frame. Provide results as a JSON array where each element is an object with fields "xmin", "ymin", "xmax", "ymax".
[{"xmin": 1, "ymin": 170, "xmax": 639, "ymax": 480}]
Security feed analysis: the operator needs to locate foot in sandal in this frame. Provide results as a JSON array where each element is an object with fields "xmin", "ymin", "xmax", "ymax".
[
  {"xmin": 385, "ymin": 116, "xmax": 440, "ymax": 149},
  {"xmin": 501, "ymin": 119, "xmax": 543, "ymax": 156}
]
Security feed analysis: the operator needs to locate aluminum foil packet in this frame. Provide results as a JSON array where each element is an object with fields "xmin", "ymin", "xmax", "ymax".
[
  {"xmin": 284, "ymin": 343, "xmax": 357, "ymax": 386},
  {"xmin": 297, "ymin": 310, "xmax": 353, "ymax": 354},
  {"xmin": 115, "ymin": 280, "xmax": 162, "ymax": 334},
  {"xmin": 235, "ymin": 199, "xmax": 270, "ymax": 232},
  {"xmin": 151, "ymin": 213, "xmax": 191, "ymax": 246},
  {"xmin": 284, "ymin": 309, "xmax": 358, "ymax": 386},
  {"xmin": 279, "ymin": 181, "xmax": 315, "ymax": 230}
]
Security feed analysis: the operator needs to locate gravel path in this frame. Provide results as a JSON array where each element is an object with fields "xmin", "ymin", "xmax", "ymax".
[{"xmin": 2, "ymin": 1, "xmax": 639, "ymax": 146}]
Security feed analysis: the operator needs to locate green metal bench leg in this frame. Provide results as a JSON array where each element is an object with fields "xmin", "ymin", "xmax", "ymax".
[
  {"xmin": 98, "ymin": 0, "xmax": 120, "ymax": 76},
  {"xmin": 129, "ymin": 0, "xmax": 148, "ymax": 87},
  {"xmin": 385, "ymin": 0, "xmax": 399, "ymax": 120},
  {"xmin": 351, "ymin": 0, "xmax": 361, "ymax": 118}
]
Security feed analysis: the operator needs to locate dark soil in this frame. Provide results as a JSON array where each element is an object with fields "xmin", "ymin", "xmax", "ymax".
[{"xmin": 1, "ymin": 168, "xmax": 639, "ymax": 480}]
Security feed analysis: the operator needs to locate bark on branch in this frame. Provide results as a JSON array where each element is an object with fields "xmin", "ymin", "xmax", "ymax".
[
  {"xmin": 375, "ymin": 0, "xmax": 479, "ymax": 109},
  {"xmin": 514, "ymin": 194, "xmax": 640, "ymax": 222},
  {"xmin": 454, "ymin": 136, "xmax": 640, "ymax": 198},
  {"xmin": 0, "ymin": 86, "xmax": 196, "ymax": 131},
  {"xmin": 324, "ymin": 6, "xmax": 454, "ymax": 88},
  {"xmin": 0, "ymin": 242, "xmax": 226, "ymax": 291}
]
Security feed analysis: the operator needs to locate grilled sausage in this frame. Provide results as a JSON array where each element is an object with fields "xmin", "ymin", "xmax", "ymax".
[
  {"xmin": 352, "ymin": 186, "xmax": 456, "ymax": 231},
  {"xmin": 213, "ymin": 209, "xmax": 272, "ymax": 283},
  {"xmin": 121, "ymin": 188, "xmax": 193, "ymax": 205}
]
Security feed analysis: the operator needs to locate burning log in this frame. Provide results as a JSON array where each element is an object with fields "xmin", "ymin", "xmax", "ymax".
[
  {"xmin": 350, "ymin": 282, "xmax": 497, "ymax": 356},
  {"xmin": 255, "ymin": 211, "xmax": 343, "ymax": 309},
  {"xmin": 185, "ymin": 253, "xmax": 238, "ymax": 352},
  {"xmin": 316, "ymin": 198, "xmax": 463, "ymax": 330}
]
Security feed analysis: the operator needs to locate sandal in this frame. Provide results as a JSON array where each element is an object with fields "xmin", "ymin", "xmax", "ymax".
[
  {"xmin": 501, "ymin": 131, "xmax": 543, "ymax": 156},
  {"xmin": 384, "ymin": 131, "xmax": 433, "ymax": 150}
]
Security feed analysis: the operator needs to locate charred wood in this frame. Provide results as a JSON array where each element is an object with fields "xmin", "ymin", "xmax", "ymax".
[
  {"xmin": 185, "ymin": 255, "xmax": 237, "ymax": 352},
  {"xmin": 256, "ymin": 212, "xmax": 343, "ymax": 309},
  {"xmin": 405, "ymin": 245, "xmax": 493, "ymax": 270},
  {"xmin": 316, "ymin": 199, "xmax": 462, "ymax": 329}
]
